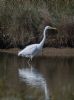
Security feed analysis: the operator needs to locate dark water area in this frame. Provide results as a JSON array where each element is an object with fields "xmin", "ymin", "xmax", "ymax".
[{"xmin": 0, "ymin": 52, "xmax": 74, "ymax": 100}]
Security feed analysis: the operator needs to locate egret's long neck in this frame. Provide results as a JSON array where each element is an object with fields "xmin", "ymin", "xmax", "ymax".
[{"xmin": 39, "ymin": 28, "xmax": 47, "ymax": 47}]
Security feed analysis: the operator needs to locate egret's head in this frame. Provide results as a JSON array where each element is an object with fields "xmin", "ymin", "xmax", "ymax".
[{"xmin": 45, "ymin": 26, "xmax": 56, "ymax": 30}]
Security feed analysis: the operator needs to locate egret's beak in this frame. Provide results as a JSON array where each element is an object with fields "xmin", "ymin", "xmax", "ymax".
[
  {"xmin": 52, "ymin": 27, "xmax": 56, "ymax": 30},
  {"xmin": 50, "ymin": 27, "xmax": 56, "ymax": 30}
]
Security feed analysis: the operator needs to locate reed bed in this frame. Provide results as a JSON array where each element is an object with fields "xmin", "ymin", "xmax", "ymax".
[{"xmin": 0, "ymin": 0, "xmax": 74, "ymax": 48}]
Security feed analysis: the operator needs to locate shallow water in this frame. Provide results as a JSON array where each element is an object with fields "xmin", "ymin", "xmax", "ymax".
[{"xmin": 0, "ymin": 52, "xmax": 74, "ymax": 100}]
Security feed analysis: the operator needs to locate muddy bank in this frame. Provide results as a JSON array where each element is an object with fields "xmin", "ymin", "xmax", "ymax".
[{"xmin": 0, "ymin": 48, "xmax": 74, "ymax": 57}]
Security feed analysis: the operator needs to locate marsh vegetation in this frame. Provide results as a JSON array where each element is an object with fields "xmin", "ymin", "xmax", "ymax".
[{"xmin": 0, "ymin": 0, "xmax": 74, "ymax": 48}]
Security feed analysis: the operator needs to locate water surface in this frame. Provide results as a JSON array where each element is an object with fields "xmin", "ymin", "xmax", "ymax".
[{"xmin": 0, "ymin": 52, "xmax": 74, "ymax": 100}]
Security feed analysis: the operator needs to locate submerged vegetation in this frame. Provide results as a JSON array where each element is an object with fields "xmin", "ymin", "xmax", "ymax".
[{"xmin": 0, "ymin": 0, "xmax": 74, "ymax": 48}]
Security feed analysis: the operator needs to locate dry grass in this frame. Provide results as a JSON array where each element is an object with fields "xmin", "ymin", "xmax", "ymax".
[{"xmin": 0, "ymin": 0, "xmax": 74, "ymax": 48}]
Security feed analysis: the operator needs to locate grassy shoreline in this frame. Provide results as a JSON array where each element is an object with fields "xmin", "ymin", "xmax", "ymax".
[{"xmin": 0, "ymin": 48, "xmax": 74, "ymax": 57}]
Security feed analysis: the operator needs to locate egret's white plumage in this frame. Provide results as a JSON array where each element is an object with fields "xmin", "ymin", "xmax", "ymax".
[
  {"xmin": 18, "ymin": 44, "xmax": 40, "ymax": 58},
  {"xmin": 18, "ymin": 26, "xmax": 56, "ymax": 60}
]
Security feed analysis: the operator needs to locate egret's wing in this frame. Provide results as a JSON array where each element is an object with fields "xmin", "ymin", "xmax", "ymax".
[{"xmin": 20, "ymin": 44, "xmax": 38, "ymax": 55}]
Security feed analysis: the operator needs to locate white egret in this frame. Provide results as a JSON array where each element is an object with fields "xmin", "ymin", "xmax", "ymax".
[{"xmin": 18, "ymin": 26, "xmax": 56, "ymax": 60}]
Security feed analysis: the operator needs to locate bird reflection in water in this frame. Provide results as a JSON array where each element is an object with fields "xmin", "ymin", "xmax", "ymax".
[{"xmin": 18, "ymin": 63, "xmax": 50, "ymax": 100}]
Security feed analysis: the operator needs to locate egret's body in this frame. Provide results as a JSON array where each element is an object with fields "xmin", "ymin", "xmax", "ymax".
[
  {"xmin": 18, "ymin": 26, "xmax": 56, "ymax": 60},
  {"xmin": 18, "ymin": 44, "xmax": 41, "ymax": 58}
]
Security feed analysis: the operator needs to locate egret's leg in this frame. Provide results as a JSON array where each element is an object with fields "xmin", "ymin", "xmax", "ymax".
[
  {"xmin": 27, "ymin": 56, "xmax": 33, "ymax": 66},
  {"xmin": 31, "ymin": 57, "xmax": 33, "ymax": 61},
  {"xmin": 27, "ymin": 58, "xmax": 33, "ymax": 72},
  {"xmin": 28, "ymin": 58, "xmax": 31, "ymax": 65}
]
